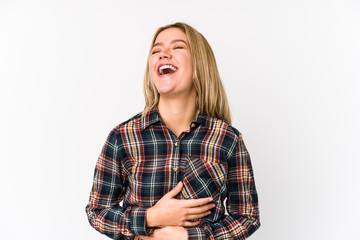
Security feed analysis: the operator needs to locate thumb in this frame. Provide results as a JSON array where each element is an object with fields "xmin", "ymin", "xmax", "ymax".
[{"xmin": 166, "ymin": 181, "xmax": 183, "ymax": 198}]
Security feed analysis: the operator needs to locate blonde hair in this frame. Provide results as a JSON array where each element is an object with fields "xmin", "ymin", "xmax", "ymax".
[{"xmin": 143, "ymin": 22, "xmax": 232, "ymax": 124}]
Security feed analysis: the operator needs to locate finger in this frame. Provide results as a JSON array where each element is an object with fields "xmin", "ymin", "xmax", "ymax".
[
  {"xmin": 187, "ymin": 203, "xmax": 215, "ymax": 215},
  {"xmin": 166, "ymin": 181, "xmax": 183, "ymax": 198},
  {"xmin": 186, "ymin": 210, "xmax": 212, "ymax": 220},
  {"xmin": 182, "ymin": 197, "xmax": 213, "ymax": 207},
  {"xmin": 183, "ymin": 220, "xmax": 201, "ymax": 227},
  {"xmin": 134, "ymin": 236, "xmax": 155, "ymax": 240},
  {"xmin": 135, "ymin": 236, "xmax": 154, "ymax": 240}
]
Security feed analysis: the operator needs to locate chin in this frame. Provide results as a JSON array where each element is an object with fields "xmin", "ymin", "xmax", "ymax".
[
  {"xmin": 155, "ymin": 86, "xmax": 176, "ymax": 95},
  {"xmin": 158, "ymin": 90, "xmax": 176, "ymax": 96}
]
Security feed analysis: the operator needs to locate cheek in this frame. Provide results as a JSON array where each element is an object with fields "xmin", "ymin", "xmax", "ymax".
[
  {"xmin": 149, "ymin": 61, "xmax": 157, "ymax": 79},
  {"xmin": 149, "ymin": 56, "xmax": 157, "ymax": 71},
  {"xmin": 149, "ymin": 58, "xmax": 155, "ymax": 72},
  {"xmin": 184, "ymin": 56, "xmax": 193, "ymax": 78}
]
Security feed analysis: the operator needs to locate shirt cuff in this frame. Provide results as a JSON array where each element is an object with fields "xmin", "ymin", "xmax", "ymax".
[
  {"xmin": 186, "ymin": 226, "xmax": 207, "ymax": 240},
  {"xmin": 129, "ymin": 207, "xmax": 151, "ymax": 236}
]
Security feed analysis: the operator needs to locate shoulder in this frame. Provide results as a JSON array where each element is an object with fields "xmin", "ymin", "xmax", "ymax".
[
  {"xmin": 105, "ymin": 112, "xmax": 143, "ymax": 141},
  {"xmin": 206, "ymin": 116, "xmax": 242, "ymax": 139},
  {"xmin": 204, "ymin": 116, "xmax": 245, "ymax": 158},
  {"xmin": 115, "ymin": 113, "xmax": 141, "ymax": 131}
]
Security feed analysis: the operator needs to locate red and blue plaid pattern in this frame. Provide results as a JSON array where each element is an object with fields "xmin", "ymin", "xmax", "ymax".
[{"xmin": 86, "ymin": 107, "xmax": 260, "ymax": 239}]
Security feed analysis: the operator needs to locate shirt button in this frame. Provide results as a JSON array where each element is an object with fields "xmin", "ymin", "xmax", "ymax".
[
  {"xmin": 174, "ymin": 142, "xmax": 179, "ymax": 147},
  {"xmin": 173, "ymin": 167, "xmax": 178, "ymax": 172},
  {"xmin": 191, "ymin": 123, "xmax": 196, "ymax": 128}
]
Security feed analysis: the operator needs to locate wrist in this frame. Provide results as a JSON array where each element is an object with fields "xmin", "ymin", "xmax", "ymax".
[
  {"xmin": 181, "ymin": 227, "xmax": 189, "ymax": 240},
  {"xmin": 146, "ymin": 206, "xmax": 158, "ymax": 227}
]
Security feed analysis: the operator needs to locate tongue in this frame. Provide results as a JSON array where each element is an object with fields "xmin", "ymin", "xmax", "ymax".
[{"xmin": 162, "ymin": 68, "xmax": 175, "ymax": 75}]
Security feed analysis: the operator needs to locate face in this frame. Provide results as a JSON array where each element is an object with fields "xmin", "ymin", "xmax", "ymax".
[{"xmin": 149, "ymin": 27, "xmax": 194, "ymax": 98}]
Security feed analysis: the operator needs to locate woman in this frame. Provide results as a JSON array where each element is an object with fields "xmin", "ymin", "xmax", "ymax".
[{"xmin": 86, "ymin": 22, "xmax": 260, "ymax": 240}]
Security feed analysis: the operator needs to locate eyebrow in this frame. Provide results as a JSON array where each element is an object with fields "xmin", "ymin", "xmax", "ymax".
[{"xmin": 153, "ymin": 39, "xmax": 188, "ymax": 48}]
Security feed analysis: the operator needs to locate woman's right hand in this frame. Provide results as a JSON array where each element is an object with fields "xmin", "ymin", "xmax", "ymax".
[{"xmin": 146, "ymin": 181, "xmax": 215, "ymax": 227}]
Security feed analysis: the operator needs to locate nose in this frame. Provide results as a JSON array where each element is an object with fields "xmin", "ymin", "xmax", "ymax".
[{"xmin": 159, "ymin": 49, "xmax": 171, "ymax": 59}]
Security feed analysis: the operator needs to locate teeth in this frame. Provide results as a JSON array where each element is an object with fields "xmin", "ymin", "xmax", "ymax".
[{"xmin": 159, "ymin": 64, "xmax": 177, "ymax": 75}]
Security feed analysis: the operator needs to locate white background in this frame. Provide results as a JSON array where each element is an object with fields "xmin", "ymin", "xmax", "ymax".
[{"xmin": 1, "ymin": 0, "xmax": 359, "ymax": 239}]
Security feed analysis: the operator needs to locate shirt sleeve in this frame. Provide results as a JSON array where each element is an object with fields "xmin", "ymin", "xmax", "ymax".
[
  {"xmin": 186, "ymin": 133, "xmax": 260, "ymax": 240},
  {"xmin": 85, "ymin": 128, "xmax": 151, "ymax": 239}
]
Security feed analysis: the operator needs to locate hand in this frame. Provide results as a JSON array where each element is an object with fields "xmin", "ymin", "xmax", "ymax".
[
  {"xmin": 134, "ymin": 235, "xmax": 154, "ymax": 240},
  {"xmin": 146, "ymin": 182, "xmax": 215, "ymax": 227},
  {"xmin": 153, "ymin": 226, "xmax": 188, "ymax": 240},
  {"xmin": 134, "ymin": 236, "xmax": 154, "ymax": 240},
  {"xmin": 135, "ymin": 226, "xmax": 188, "ymax": 240}
]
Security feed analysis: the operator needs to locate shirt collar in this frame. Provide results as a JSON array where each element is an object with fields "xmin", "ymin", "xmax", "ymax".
[
  {"xmin": 140, "ymin": 106, "xmax": 213, "ymax": 131},
  {"xmin": 140, "ymin": 106, "xmax": 161, "ymax": 130}
]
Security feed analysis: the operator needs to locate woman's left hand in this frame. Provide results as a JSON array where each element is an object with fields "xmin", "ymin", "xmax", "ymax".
[
  {"xmin": 153, "ymin": 226, "xmax": 188, "ymax": 240},
  {"xmin": 135, "ymin": 226, "xmax": 188, "ymax": 240}
]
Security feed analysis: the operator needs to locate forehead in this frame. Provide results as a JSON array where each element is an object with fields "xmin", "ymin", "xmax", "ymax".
[{"xmin": 154, "ymin": 27, "xmax": 188, "ymax": 44}]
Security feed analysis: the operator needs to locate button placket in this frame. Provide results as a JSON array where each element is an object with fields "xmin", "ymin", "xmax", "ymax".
[{"xmin": 172, "ymin": 139, "xmax": 180, "ymax": 185}]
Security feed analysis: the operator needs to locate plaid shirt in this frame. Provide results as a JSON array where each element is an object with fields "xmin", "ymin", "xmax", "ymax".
[{"xmin": 86, "ymin": 107, "xmax": 260, "ymax": 239}]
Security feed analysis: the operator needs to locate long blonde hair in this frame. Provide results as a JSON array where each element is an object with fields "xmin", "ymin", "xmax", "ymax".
[{"xmin": 143, "ymin": 22, "xmax": 231, "ymax": 124}]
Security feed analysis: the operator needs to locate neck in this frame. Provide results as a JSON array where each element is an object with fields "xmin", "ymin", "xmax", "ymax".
[{"xmin": 157, "ymin": 90, "xmax": 198, "ymax": 137}]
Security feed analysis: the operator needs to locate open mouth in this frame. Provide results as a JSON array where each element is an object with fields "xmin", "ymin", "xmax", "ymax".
[{"xmin": 158, "ymin": 64, "xmax": 178, "ymax": 75}]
